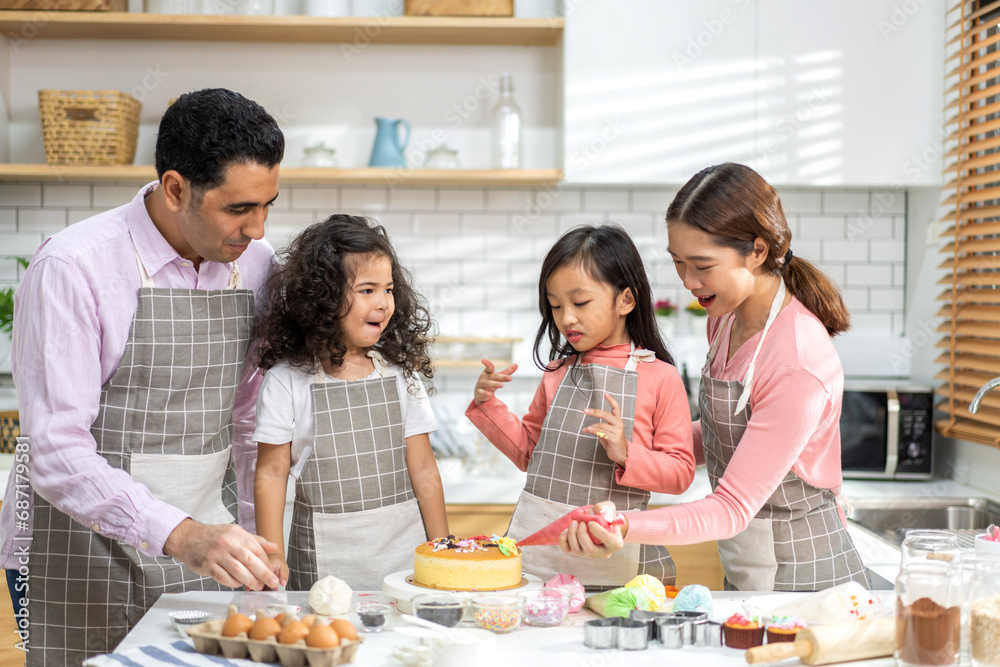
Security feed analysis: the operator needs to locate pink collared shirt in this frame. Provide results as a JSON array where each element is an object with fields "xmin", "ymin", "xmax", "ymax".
[{"xmin": 0, "ymin": 182, "xmax": 275, "ymax": 568}]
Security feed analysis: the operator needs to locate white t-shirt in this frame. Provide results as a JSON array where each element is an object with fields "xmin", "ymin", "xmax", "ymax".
[{"xmin": 253, "ymin": 357, "xmax": 437, "ymax": 474}]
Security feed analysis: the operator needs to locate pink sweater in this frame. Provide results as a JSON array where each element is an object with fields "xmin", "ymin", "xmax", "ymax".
[
  {"xmin": 627, "ymin": 298, "xmax": 846, "ymax": 545},
  {"xmin": 465, "ymin": 343, "xmax": 695, "ymax": 495}
]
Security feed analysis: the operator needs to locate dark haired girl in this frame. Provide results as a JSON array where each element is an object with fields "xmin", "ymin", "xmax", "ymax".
[
  {"xmin": 560, "ymin": 164, "xmax": 869, "ymax": 593},
  {"xmin": 467, "ymin": 224, "xmax": 695, "ymax": 588},
  {"xmin": 252, "ymin": 214, "xmax": 447, "ymax": 591}
]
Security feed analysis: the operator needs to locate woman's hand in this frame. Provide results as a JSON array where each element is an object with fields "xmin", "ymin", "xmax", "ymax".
[
  {"xmin": 558, "ymin": 501, "xmax": 626, "ymax": 558},
  {"xmin": 583, "ymin": 393, "xmax": 628, "ymax": 465},
  {"xmin": 473, "ymin": 359, "xmax": 518, "ymax": 406}
]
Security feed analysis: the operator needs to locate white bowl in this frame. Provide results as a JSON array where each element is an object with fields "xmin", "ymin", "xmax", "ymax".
[{"xmin": 975, "ymin": 533, "xmax": 1000, "ymax": 554}]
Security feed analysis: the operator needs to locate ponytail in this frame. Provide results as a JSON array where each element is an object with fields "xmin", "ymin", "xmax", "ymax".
[{"xmin": 782, "ymin": 256, "xmax": 851, "ymax": 336}]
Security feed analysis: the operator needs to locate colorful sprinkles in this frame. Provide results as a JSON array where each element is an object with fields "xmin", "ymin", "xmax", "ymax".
[{"xmin": 426, "ymin": 535, "xmax": 520, "ymax": 557}]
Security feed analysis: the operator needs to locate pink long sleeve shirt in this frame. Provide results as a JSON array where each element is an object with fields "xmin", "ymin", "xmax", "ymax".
[
  {"xmin": 0, "ymin": 182, "xmax": 274, "ymax": 569},
  {"xmin": 466, "ymin": 344, "xmax": 695, "ymax": 495},
  {"xmin": 626, "ymin": 298, "xmax": 847, "ymax": 546}
]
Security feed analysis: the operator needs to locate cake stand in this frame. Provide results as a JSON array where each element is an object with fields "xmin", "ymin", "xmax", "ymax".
[{"xmin": 383, "ymin": 570, "xmax": 544, "ymax": 614}]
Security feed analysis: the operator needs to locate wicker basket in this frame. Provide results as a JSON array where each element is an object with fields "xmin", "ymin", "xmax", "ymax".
[{"xmin": 38, "ymin": 89, "xmax": 141, "ymax": 166}]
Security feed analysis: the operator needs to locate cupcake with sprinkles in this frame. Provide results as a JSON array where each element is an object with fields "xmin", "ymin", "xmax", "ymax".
[
  {"xmin": 723, "ymin": 613, "xmax": 765, "ymax": 649},
  {"xmin": 766, "ymin": 616, "xmax": 806, "ymax": 643}
]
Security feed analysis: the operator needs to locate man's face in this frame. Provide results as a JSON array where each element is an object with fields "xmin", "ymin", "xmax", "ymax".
[{"xmin": 174, "ymin": 162, "xmax": 279, "ymax": 265}]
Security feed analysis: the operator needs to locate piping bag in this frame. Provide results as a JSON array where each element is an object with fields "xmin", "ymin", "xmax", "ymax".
[{"xmin": 516, "ymin": 504, "xmax": 626, "ymax": 547}]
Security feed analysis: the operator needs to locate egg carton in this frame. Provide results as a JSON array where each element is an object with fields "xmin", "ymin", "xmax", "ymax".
[{"xmin": 186, "ymin": 619, "xmax": 363, "ymax": 667}]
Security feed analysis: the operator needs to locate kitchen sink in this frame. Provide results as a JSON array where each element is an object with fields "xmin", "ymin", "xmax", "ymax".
[{"xmin": 848, "ymin": 497, "xmax": 1000, "ymax": 548}]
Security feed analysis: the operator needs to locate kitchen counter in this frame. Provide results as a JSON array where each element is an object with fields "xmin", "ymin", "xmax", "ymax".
[{"xmin": 116, "ymin": 590, "xmax": 897, "ymax": 667}]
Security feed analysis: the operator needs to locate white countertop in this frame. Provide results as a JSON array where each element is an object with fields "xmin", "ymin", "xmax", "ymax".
[{"xmin": 117, "ymin": 590, "xmax": 898, "ymax": 667}]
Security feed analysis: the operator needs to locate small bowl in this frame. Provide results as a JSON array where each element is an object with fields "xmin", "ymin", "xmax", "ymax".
[
  {"xmin": 168, "ymin": 610, "xmax": 213, "ymax": 635},
  {"xmin": 469, "ymin": 594, "xmax": 522, "ymax": 633},
  {"xmin": 356, "ymin": 601, "xmax": 392, "ymax": 633},
  {"xmin": 976, "ymin": 533, "xmax": 1000, "ymax": 554},
  {"xmin": 411, "ymin": 593, "xmax": 466, "ymax": 629},
  {"xmin": 519, "ymin": 588, "xmax": 570, "ymax": 627}
]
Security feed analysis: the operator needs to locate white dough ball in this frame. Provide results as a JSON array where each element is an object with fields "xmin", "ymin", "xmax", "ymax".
[{"xmin": 309, "ymin": 575, "xmax": 353, "ymax": 616}]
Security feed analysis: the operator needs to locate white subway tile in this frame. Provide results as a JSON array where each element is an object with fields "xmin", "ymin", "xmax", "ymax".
[
  {"xmin": 430, "ymin": 310, "xmax": 463, "ymax": 336},
  {"xmin": 776, "ymin": 190, "xmax": 822, "ymax": 214},
  {"xmin": 845, "ymin": 215, "xmax": 894, "ymax": 240},
  {"xmin": 0, "ymin": 259, "xmax": 18, "ymax": 281},
  {"xmin": 893, "ymin": 216, "xmax": 907, "ymax": 240},
  {"xmin": 631, "ymin": 189, "xmax": 675, "ymax": 214},
  {"xmin": 17, "ymin": 209, "xmax": 67, "ymax": 232},
  {"xmin": 92, "ymin": 185, "xmax": 138, "ymax": 208},
  {"xmin": 410, "ymin": 261, "xmax": 463, "ymax": 287},
  {"xmin": 870, "ymin": 288, "xmax": 905, "ymax": 311},
  {"xmin": 290, "ymin": 186, "xmax": 339, "ymax": 210},
  {"xmin": 438, "ymin": 188, "xmax": 486, "ymax": 212},
  {"xmin": 487, "ymin": 285, "xmax": 536, "ymax": 310},
  {"xmin": 393, "ymin": 235, "xmax": 437, "ymax": 263},
  {"xmin": 463, "ymin": 213, "xmax": 510, "ymax": 234},
  {"xmin": 510, "ymin": 213, "xmax": 558, "ymax": 236},
  {"xmin": 559, "ymin": 212, "xmax": 608, "ymax": 233},
  {"xmin": 892, "ymin": 312, "xmax": 905, "ymax": 336},
  {"xmin": 894, "ymin": 265, "xmax": 906, "ymax": 287},
  {"xmin": 845, "ymin": 264, "xmax": 893, "ymax": 287},
  {"xmin": 414, "ymin": 213, "xmax": 461, "ymax": 234},
  {"xmin": 822, "ymin": 239, "xmax": 869, "ymax": 263},
  {"xmin": 608, "ymin": 213, "xmax": 655, "ymax": 236},
  {"xmin": 798, "ymin": 216, "xmax": 847, "ymax": 240},
  {"xmin": 870, "ymin": 188, "xmax": 906, "ymax": 215},
  {"xmin": 370, "ymin": 212, "xmax": 412, "ymax": 236},
  {"xmin": 42, "ymin": 184, "xmax": 91, "ymax": 208},
  {"xmin": 869, "ymin": 240, "xmax": 906, "ymax": 263},
  {"xmin": 436, "ymin": 235, "xmax": 485, "ymax": 261},
  {"xmin": 67, "ymin": 209, "xmax": 103, "ymax": 226},
  {"xmin": 510, "ymin": 311, "xmax": 543, "ymax": 346},
  {"xmin": 510, "ymin": 260, "xmax": 542, "ymax": 286},
  {"xmin": 654, "ymin": 262, "xmax": 683, "ymax": 286},
  {"xmin": 484, "ymin": 234, "xmax": 532, "ymax": 261},
  {"xmin": 389, "ymin": 187, "xmax": 436, "ymax": 210},
  {"xmin": 841, "ymin": 288, "xmax": 869, "ymax": 312},
  {"xmin": 0, "ymin": 209, "xmax": 14, "ymax": 231},
  {"xmin": 0, "ymin": 233, "xmax": 44, "ymax": 257},
  {"xmin": 819, "ymin": 263, "xmax": 845, "ymax": 286},
  {"xmin": 583, "ymin": 189, "xmax": 629, "ymax": 212},
  {"xmin": 461, "ymin": 309, "xmax": 510, "ymax": 337},
  {"xmin": 433, "ymin": 284, "xmax": 486, "ymax": 310},
  {"xmin": 542, "ymin": 187, "xmax": 583, "ymax": 212},
  {"xmin": 823, "ymin": 191, "xmax": 870, "ymax": 214},
  {"xmin": 850, "ymin": 312, "xmax": 893, "ymax": 333},
  {"xmin": 0, "ymin": 184, "xmax": 41, "ymax": 207},
  {"xmin": 341, "ymin": 187, "xmax": 387, "ymax": 211},
  {"xmin": 791, "ymin": 239, "xmax": 822, "ymax": 261},
  {"xmin": 463, "ymin": 261, "xmax": 510, "ymax": 284},
  {"xmin": 486, "ymin": 189, "xmax": 532, "ymax": 211}
]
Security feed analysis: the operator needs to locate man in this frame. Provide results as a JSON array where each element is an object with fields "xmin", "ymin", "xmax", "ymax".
[{"xmin": 0, "ymin": 88, "xmax": 284, "ymax": 666}]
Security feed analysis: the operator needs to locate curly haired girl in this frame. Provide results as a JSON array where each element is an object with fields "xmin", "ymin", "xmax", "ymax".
[{"xmin": 252, "ymin": 214, "xmax": 447, "ymax": 591}]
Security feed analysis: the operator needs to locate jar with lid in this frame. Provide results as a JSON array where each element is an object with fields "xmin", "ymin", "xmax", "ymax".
[
  {"xmin": 425, "ymin": 144, "xmax": 460, "ymax": 169},
  {"xmin": 901, "ymin": 530, "xmax": 961, "ymax": 568},
  {"xmin": 969, "ymin": 555, "xmax": 1000, "ymax": 667},
  {"xmin": 895, "ymin": 560, "xmax": 962, "ymax": 667},
  {"xmin": 303, "ymin": 142, "xmax": 338, "ymax": 168}
]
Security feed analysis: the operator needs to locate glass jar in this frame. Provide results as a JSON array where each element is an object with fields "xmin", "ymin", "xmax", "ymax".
[
  {"xmin": 901, "ymin": 530, "xmax": 961, "ymax": 568},
  {"xmin": 491, "ymin": 73, "xmax": 522, "ymax": 169},
  {"xmin": 970, "ymin": 556, "xmax": 1000, "ymax": 667},
  {"xmin": 425, "ymin": 144, "xmax": 460, "ymax": 169},
  {"xmin": 303, "ymin": 142, "xmax": 338, "ymax": 168},
  {"xmin": 895, "ymin": 561, "xmax": 962, "ymax": 667}
]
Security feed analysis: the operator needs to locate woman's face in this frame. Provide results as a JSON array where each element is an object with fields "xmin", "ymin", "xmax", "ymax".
[{"xmin": 667, "ymin": 222, "xmax": 765, "ymax": 318}]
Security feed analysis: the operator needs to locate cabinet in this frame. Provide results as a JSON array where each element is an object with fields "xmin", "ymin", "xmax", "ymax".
[
  {"xmin": 0, "ymin": 13, "xmax": 563, "ymax": 185},
  {"xmin": 563, "ymin": 0, "xmax": 944, "ymax": 187}
]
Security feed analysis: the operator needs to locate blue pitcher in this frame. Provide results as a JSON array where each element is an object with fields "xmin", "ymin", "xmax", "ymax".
[{"xmin": 368, "ymin": 117, "xmax": 410, "ymax": 168}]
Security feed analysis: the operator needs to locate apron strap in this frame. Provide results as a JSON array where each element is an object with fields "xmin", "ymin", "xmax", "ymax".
[
  {"xmin": 130, "ymin": 236, "xmax": 243, "ymax": 290},
  {"xmin": 732, "ymin": 279, "xmax": 786, "ymax": 415},
  {"xmin": 624, "ymin": 343, "xmax": 656, "ymax": 373}
]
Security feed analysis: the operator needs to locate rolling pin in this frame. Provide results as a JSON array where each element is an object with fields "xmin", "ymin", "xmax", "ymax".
[{"xmin": 745, "ymin": 618, "xmax": 894, "ymax": 665}]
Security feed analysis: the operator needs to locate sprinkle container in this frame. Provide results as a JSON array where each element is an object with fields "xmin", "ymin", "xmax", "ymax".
[
  {"xmin": 519, "ymin": 588, "xmax": 570, "ymax": 627},
  {"xmin": 470, "ymin": 595, "xmax": 523, "ymax": 633},
  {"xmin": 411, "ymin": 593, "xmax": 465, "ymax": 629}
]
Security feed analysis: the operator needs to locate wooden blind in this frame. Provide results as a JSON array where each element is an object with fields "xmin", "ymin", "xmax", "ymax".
[{"xmin": 938, "ymin": 0, "xmax": 1000, "ymax": 446}]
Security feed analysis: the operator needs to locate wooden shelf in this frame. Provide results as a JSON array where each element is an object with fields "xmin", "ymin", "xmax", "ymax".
[
  {"xmin": 0, "ymin": 164, "xmax": 563, "ymax": 186},
  {"xmin": 0, "ymin": 12, "xmax": 563, "ymax": 45}
]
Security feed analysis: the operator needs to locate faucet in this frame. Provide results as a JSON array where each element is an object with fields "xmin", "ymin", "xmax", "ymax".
[{"xmin": 970, "ymin": 376, "xmax": 1000, "ymax": 413}]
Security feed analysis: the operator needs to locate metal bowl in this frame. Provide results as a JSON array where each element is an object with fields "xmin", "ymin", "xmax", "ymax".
[{"xmin": 167, "ymin": 609, "xmax": 213, "ymax": 635}]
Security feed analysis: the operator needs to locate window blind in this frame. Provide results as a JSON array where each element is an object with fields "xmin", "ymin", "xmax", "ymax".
[{"xmin": 938, "ymin": 0, "xmax": 1000, "ymax": 445}]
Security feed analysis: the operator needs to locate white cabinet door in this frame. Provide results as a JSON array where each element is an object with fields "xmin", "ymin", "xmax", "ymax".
[
  {"xmin": 563, "ymin": 0, "xmax": 757, "ymax": 185},
  {"xmin": 751, "ymin": 0, "xmax": 943, "ymax": 186}
]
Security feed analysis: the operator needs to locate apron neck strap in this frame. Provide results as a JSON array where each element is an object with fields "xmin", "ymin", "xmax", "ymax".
[
  {"xmin": 732, "ymin": 278, "xmax": 786, "ymax": 415},
  {"xmin": 130, "ymin": 236, "xmax": 243, "ymax": 290},
  {"xmin": 312, "ymin": 350, "xmax": 387, "ymax": 384}
]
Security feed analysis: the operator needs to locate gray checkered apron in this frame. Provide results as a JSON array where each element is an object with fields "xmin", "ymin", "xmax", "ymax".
[
  {"xmin": 506, "ymin": 346, "xmax": 676, "ymax": 589},
  {"xmin": 25, "ymin": 246, "xmax": 253, "ymax": 666},
  {"xmin": 286, "ymin": 352, "xmax": 426, "ymax": 592},
  {"xmin": 700, "ymin": 280, "xmax": 868, "ymax": 592}
]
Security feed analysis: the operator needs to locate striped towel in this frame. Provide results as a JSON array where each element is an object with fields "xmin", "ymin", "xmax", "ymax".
[{"xmin": 83, "ymin": 640, "xmax": 259, "ymax": 666}]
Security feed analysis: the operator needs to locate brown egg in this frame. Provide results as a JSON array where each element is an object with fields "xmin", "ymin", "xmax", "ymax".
[
  {"xmin": 274, "ymin": 613, "xmax": 287, "ymax": 627},
  {"xmin": 221, "ymin": 613, "xmax": 252, "ymax": 638},
  {"xmin": 329, "ymin": 618, "xmax": 357, "ymax": 641},
  {"xmin": 306, "ymin": 623, "xmax": 340, "ymax": 649},
  {"xmin": 248, "ymin": 616, "xmax": 282, "ymax": 641},
  {"xmin": 300, "ymin": 614, "xmax": 317, "ymax": 627},
  {"xmin": 278, "ymin": 620, "xmax": 310, "ymax": 645}
]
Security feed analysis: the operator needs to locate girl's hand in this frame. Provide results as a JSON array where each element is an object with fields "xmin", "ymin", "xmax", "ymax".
[
  {"xmin": 473, "ymin": 359, "xmax": 518, "ymax": 406},
  {"xmin": 266, "ymin": 552, "xmax": 289, "ymax": 591},
  {"xmin": 583, "ymin": 392, "xmax": 628, "ymax": 465},
  {"xmin": 558, "ymin": 501, "xmax": 626, "ymax": 558}
]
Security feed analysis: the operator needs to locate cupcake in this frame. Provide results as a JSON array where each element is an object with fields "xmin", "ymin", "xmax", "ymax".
[
  {"xmin": 766, "ymin": 616, "xmax": 806, "ymax": 643},
  {"xmin": 723, "ymin": 613, "xmax": 765, "ymax": 649}
]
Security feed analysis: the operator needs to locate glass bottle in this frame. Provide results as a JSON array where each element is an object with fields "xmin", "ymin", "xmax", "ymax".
[{"xmin": 492, "ymin": 72, "xmax": 522, "ymax": 169}]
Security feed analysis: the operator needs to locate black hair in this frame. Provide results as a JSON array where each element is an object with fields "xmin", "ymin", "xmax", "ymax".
[
  {"xmin": 256, "ymin": 214, "xmax": 434, "ymax": 388},
  {"xmin": 155, "ymin": 88, "xmax": 284, "ymax": 195},
  {"xmin": 533, "ymin": 224, "xmax": 675, "ymax": 371}
]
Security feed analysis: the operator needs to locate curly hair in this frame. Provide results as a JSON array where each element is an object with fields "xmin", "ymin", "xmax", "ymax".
[{"xmin": 256, "ymin": 214, "xmax": 434, "ymax": 389}]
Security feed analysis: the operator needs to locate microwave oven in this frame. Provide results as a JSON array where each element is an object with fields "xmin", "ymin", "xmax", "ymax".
[{"xmin": 840, "ymin": 381, "xmax": 934, "ymax": 480}]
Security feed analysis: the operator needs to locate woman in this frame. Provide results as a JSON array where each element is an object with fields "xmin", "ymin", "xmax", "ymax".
[{"xmin": 560, "ymin": 163, "xmax": 869, "ymax": 592}]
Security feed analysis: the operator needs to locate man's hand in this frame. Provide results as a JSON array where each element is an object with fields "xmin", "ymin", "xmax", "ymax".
[
  {"xmin": 163, "ymin": 518, "xmax": 280, "ymax": 591},
  {"xmin": 558, "ymin": 501, "xmax": 626, "ymax": 559},
  {"xmin": 473, "ymin": 359, "xmax": 518, "ymax": 407},
  {"xmin": 267, "ymin": 553, "xmax": 290, "ymax": 591}
]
